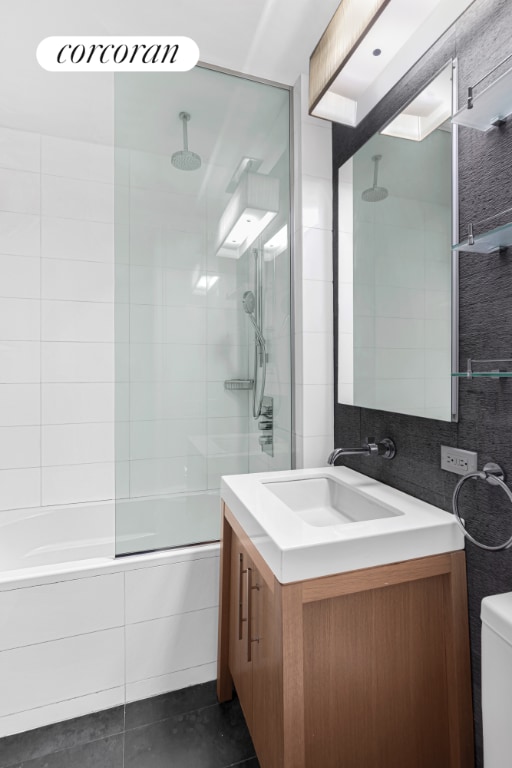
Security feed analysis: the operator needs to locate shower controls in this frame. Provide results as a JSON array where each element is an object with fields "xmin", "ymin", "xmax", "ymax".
[{"xmin": 258, "ymin": 396, "xmax": 273, "ymax": 456}]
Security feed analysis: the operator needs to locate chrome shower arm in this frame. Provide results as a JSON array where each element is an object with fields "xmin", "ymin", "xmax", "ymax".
[
  {"xmin": 182, "ymin": 116, "xmax": 188, "ymax": 150},
  {"xmin": 373, "ymin": 154, "xmax": 381, "ymax": 187}
]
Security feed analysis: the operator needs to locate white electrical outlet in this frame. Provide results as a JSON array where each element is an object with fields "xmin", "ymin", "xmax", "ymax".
[{"xmin": 441, "ymin": 446, "xmax": 478, "ymax": 476}]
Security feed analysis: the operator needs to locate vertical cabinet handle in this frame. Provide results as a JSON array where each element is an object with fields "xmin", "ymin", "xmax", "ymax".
[
  {"xmin": 246, "ymin": 566, "xmax": 260, "ymax": 663},
  {"xmin": 247, "ymin": 567, "xmax": 253, "ymax": 662},
  {"xmin": 238, "ymin": 553, "xmax": 246, "ymax": 640}
]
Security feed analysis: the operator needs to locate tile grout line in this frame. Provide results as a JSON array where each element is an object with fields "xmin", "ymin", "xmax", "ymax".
[
  {"xmin": 126, "ymin": 148, "xmax": 131, "ymax": 500},
  {"xmin": 39, "ymin": 133, "xmax": 43, "ymax": 507},
  {"xmin": 122, "ymin": 698, "xmax": 226, "ymax": 736}
]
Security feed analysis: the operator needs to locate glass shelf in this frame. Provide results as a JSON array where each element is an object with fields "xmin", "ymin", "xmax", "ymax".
[
  {"xmin": 452, "ymin": 65, "xmax": 512, "ymax": 131},
  {"xmin": 452, "ymin": 372, "xmax": 512, "ymax": 378},
  {"xmin": 453, "ymin": 358, "xmax": 512, "ymax": 379},
  {"xmin": 452, "ymin": 221, "xmax": 512, "ymax": 254}
]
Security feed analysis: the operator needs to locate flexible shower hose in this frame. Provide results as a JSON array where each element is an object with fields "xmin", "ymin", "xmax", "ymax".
[{"xmin": 252, "ymin": 336, "xmax": 266, "ymax": 418}]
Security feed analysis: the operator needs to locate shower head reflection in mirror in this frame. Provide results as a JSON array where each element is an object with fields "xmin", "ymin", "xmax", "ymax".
[
  {"xmin": 361, "ymin": 155, "xmax": 389, "ymax": 202},
  {"xmin": 337, "ymin": 60, "xmax": 458, "ymax": 422}
]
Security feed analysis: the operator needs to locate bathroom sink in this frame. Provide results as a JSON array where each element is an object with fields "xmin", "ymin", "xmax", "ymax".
[
  {"xmin": 263, "ymin": 476, "xmax": 401, "ymax": 527},
  {"xmin": 220, "ymin": 466, "xmax": 464, "ymax": 583}
]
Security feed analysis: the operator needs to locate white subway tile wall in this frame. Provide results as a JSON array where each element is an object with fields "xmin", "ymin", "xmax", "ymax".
[
  {"xmin": 0, "ymin": 573, "xmax": 124, "ymax": 651},
  {"xmin": 0, "ymin": 629, "xmax": 125, "ymax": 718},
  {"xmin": 293, "ymin": 74, "xmax": 334, "ymax": 468},
  {"xmin": 0, "ymin": 127, "xmax": 40, "ymax": 173},
  {"xmin": 0, "ymin": 127, "xmax": 116, "ymax": 514},
  {"xmin": 0, "ymin": 215, "xmax": 40, "ymax": 258},
  {"xmin": 0, "ymin": 549, "xmax": 220, "ymax": 738}
]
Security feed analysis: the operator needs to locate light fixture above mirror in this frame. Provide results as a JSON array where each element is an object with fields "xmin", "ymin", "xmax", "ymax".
[{"xmin": 309, "ymin": 0, "xmax": 475, "ymax": 127}]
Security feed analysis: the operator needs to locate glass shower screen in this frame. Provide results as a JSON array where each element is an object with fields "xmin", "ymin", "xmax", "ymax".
[{"xmin": 114, "ymin": 65, "xmax": 292, "ymax": 555}]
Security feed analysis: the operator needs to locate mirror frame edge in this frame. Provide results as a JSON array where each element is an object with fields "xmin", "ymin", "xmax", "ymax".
[{"xmin": 451, "ymin": 57, "xmax": 459, "ymax": 423}]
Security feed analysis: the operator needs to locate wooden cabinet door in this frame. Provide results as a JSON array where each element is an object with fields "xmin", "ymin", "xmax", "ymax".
[
  {"xmin": 228, "ymin": 532, "xmax": 253, "ymax": 725},
  {"xmin": 224, "ymin": 519, "xmax": 284, "ymax": 767},
  {"xmin": 251, "ymin": 563, "xmax": 283, "ymax": 768}
]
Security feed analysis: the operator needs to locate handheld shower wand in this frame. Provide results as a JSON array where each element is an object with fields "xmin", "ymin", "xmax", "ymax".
[
  {"xmin": 243, "ymin": 290, "xmax": 267, "ymax": 418},
  {"xmin": 242, "ymin": 291, "xmax": 266, "ymax": 350}
]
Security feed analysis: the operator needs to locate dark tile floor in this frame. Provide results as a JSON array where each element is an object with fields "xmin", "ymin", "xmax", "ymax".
[{"xmin": 0, "ymin": 682, "xmax": 260, "ymax": 768}]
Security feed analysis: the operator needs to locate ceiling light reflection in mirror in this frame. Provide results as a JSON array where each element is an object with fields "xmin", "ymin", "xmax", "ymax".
[
  {"xmin": 337, "ymin": 62, "xmax": 455, "ymax": 421},
  {"xmin": 381, "ymin": 64, "xmax": 452, "ymax": 141}
]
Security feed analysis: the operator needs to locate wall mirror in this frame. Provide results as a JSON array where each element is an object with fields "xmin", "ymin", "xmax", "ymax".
[{"xmin": 337, "ymin": 60, "xmax": 458, "ymax": 422}]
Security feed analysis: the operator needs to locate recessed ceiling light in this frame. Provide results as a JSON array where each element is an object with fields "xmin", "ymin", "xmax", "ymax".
[{"xmin": 263, "ymin": 225, "xmax": 288, "ymax": 260}]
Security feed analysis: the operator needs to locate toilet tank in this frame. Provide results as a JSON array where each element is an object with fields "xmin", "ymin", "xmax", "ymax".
[{"xmin": 481, "ymin": 592, "xmax": 512, "ymax": 768}]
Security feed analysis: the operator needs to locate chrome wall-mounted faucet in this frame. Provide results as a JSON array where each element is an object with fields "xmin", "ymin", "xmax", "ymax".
[{"xmin": 327, "ymin": 437, "xmax": 396, "ymax": 465}]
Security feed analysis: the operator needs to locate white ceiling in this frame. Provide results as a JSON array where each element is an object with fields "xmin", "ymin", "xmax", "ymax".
[{"xmin": 0, "ymin": 0, "xmax": 340, "ymax": 144}]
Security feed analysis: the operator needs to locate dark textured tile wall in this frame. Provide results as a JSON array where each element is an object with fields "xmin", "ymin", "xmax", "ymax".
[
  {"xmin": 332, "ymin": 1, "xmax": 512, "ymax": 765},
  {"xmin": 0, "ymin": 683, "xmax": 258, "ymax": 768}
]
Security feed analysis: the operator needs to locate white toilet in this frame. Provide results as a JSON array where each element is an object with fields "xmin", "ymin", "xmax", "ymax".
[{"xmin": 481, "ymin": 591, "xmax": 512, "ymax": 767}]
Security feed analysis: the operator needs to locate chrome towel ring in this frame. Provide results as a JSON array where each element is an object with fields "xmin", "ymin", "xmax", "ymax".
[{"xmin": 452, "ymin": 462, "xmax": 512, "ymax": 551}]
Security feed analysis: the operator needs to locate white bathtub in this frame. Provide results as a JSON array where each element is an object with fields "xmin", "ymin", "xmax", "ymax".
[
  {"xmin": 0, "ymin": 499, "xmax": 221, "ymax": 738},
  {"xmin": 116, "ymin": 491, "xmax": 221, "ymax": 556},
  {"xmin": 0, "ymin": 501, "xmax": 115, "ymax": 576}
]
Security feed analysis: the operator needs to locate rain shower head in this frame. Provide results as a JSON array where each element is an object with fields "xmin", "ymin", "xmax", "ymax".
[
  {"xmin": 362, "ymin": 185, "xmax": 388, "ymax": 203},
  {"xmin": 361, "ymin": 154, "xmax": 388, "ymax": 203},
  {"xmin": 171, "ymin": 112, "xmax": 202, "ymax": 172}
]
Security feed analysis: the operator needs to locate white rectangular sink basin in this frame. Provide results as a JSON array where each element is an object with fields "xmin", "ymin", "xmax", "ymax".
[
  {"xmin": 221, "ymin": 466, "xmax": 464, "ymax": 583},
  {"xmin": 264, "ymin": 476, "xmax": 401, "ymax": 527}
]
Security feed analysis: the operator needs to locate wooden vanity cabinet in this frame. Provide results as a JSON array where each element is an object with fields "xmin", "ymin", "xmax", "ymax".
[
  {"xmin": 222, "ymin": 517, "xmax": 284, "ymax": 767},
  {"xmin": 217, "ymin": 502, "xmax": 474, "ymax": 768}
]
